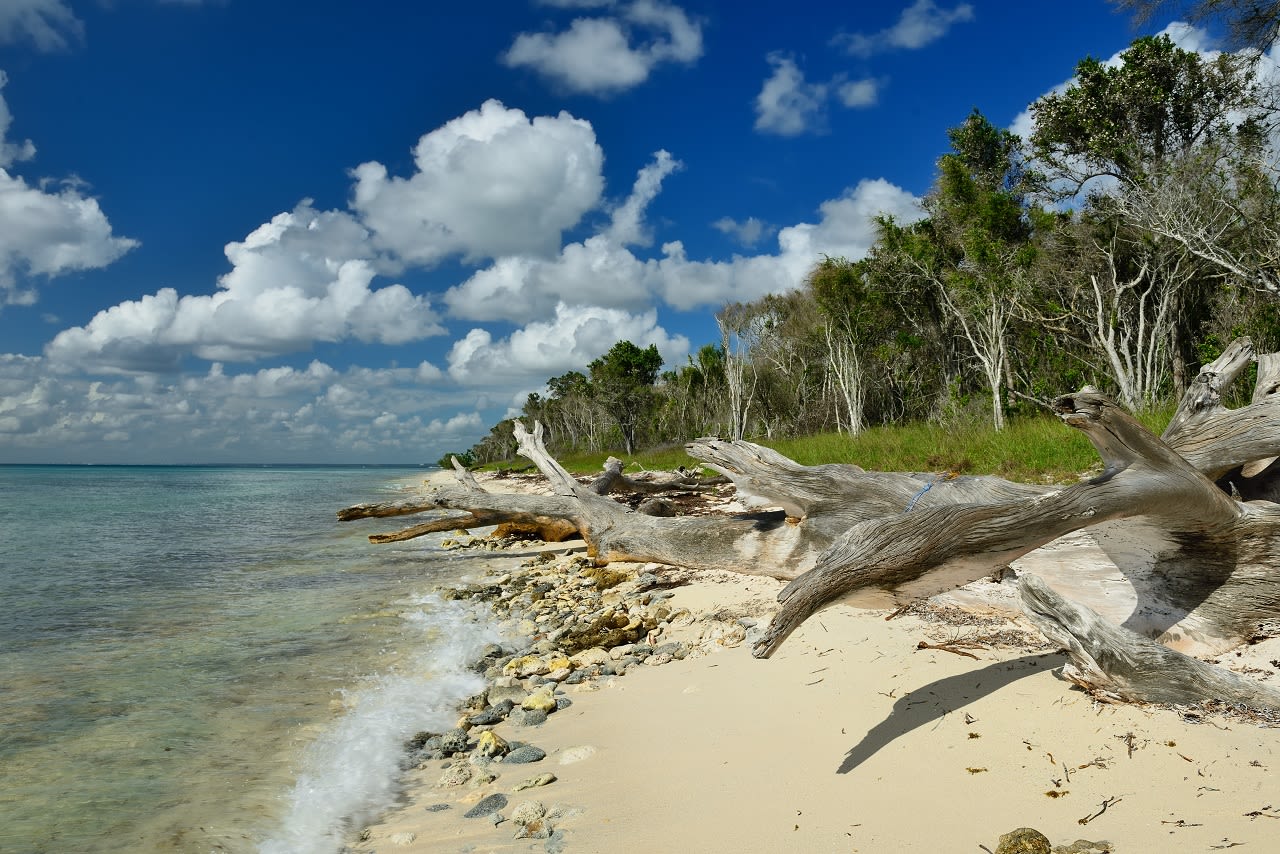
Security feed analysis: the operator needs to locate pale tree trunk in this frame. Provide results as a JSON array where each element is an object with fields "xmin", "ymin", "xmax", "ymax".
[
  {"xmin": 937, "ymin": 285, "xmax": 1011, "ymax": 431},
  {"xmin": 718, "ymin": 317, "xmax": 755, "ymax": 441},
  {"xmin": 1085, "ymin": 233, "xmax": 1185, "ymax": 412},
  {"xmin": 824, "ymin": 323, "xmax": 865, "ymax": 436}
]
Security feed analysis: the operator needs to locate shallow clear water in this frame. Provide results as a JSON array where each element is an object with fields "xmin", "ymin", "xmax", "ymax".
[{"xmin": 0, "ymin": 465, "xmax": 499, "ymax": 853}]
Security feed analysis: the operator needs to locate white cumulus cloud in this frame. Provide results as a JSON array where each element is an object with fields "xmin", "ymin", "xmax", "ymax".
[
  {"xmin": 0, "ymin": 353, "xmax": 492, "ymax": 462},
  {"xmin": 754, "ymin": 53, "xmax": 829, "ymax": 136},
  {"xmin": 606, "ymin": 149, "xmax": 681, "ymax": 246},
  {"xmin": 448, "ymin": 174, "xmax": 922, "ymax": 319},
  {"xmin": 351, "ymin": 99, "xmax": 604, "ymax": 266},
  {"xmin": 0, "ymin": 171, "xmax": 139, "ymax": 307},
  {"xmin": 646, "ymin": 178, "xmax": 923, "ymax": 309},
  {"xmin": 0, "ymin": 72, "xmax": 137, "ymax": 308},
  {"xmin": 0, "ymin": 72, "xmax": 36, "ymax": 167},
  {"xmin": 445, "ymin": 150, "xmax": 678, "ymax": 321},
  {"xmin": 45, "ymin": 201, "xmax": 444, "ymax": 371},
  {"xmin": 447, "ymin": 302, "xmax": 689, "ymax": 385},
  {"xmin": 503, "ymin": 0, "xmax": 702, "ymax": 95}
]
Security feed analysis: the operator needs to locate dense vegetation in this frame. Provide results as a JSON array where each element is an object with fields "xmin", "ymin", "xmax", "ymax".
[{"xmin": 442, "ymin": 34, "xmax": 1280, "ymax": 473}]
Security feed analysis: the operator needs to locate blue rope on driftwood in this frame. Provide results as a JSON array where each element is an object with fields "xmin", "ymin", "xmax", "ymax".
[
  {"xmin": 904, "ymin": 479, "xmax": 934, "ymax": 512},
  {"xmin": 904, "ymin": 471, "xmax": 959, "ymax": 513}
]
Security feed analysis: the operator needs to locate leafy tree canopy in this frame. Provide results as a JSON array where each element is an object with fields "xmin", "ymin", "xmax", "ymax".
[{"xmin": 1030, "ymin": 35, "xmax": 1262, "ymax": 193}]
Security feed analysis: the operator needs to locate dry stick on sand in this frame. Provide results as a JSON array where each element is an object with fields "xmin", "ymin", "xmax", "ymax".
[{"xmin": 1078, "ymin": 796, "xmax": 1123, "ymax": 825}]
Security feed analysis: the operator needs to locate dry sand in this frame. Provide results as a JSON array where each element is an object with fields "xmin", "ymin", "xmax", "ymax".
[{"xmin": 352, "ymin": 474, "xmax": 1280, "ymax": 853}]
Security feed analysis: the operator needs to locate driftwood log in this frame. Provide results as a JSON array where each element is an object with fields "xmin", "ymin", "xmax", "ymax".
[{"xmin": 340, "ymin": 337, "xmax": 1280, "ymax": 712}]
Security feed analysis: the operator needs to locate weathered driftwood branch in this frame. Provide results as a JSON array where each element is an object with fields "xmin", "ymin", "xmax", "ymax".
[
  {"xmin": 689, "ymin": 436, "xmax": 1051, "ymax": 525},
  {"xmin": 337, "ymin": 497, "xmax": 442, "ymax": 521},
  {"xmin": 341, "ymin": 337, "xmax": 1280, "ymax": 711},
  {"xmin": 753, "ymin": 387, "xmax": 1280, "ymax": 661},
  {"xmin": 1162, "ymin": 336, "xmax": 1255, "ymax": 438},
  {"xmin": 335, "ymin": 421, "xmax": 831, "ymax": 575},
  {"xmin": 1019, "ymin": 574, "xmax": 1280, "ymax": 709},
  {"xmin": 1163, "ymin": 337, "xmax": 1280, "ymax": 482}
]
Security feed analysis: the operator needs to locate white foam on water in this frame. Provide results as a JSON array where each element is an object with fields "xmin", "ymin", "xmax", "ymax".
[{"xmin": 259, "ymin": 594, "xmax": 500, "ymax": 853}]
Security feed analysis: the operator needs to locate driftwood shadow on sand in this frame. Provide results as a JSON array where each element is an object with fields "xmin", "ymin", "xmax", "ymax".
[{"xmin": 837, "ymin": 653, "xmax": 1063, "ymax": 774}]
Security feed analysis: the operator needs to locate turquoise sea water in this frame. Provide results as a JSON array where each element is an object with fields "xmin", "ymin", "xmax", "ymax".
[{"xmin": 0, "ymin": 465, "xmax": 501, "ymax": 853}]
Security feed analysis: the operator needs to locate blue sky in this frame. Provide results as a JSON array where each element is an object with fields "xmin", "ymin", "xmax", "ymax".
[{"xmin": 0, "ymin": 0, "xmax": 1226, "ymax": 463}]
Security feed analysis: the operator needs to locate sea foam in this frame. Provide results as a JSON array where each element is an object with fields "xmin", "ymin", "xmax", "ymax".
[{"xmin": 259, "ymin": 594, "xmax": 500, "ymax": 853}]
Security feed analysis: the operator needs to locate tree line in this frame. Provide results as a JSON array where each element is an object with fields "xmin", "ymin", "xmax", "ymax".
[{"xmin": 443, "ymin": 33, "xmax": 1280, "ymax": 467}]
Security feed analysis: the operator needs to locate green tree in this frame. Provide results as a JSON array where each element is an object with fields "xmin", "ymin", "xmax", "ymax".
[
  {"xmin": 807, "ymin": 256, "xmax": 896, "ymax": 435},
  {"xmin": 1030, "ymin": 35, "xmax": 1260, "ymax": 196},
  {"xmin": 588, "ymin": 341, "xmax": 664, "ymax": 455},
  {"xmin": 877, "ymin": 110, "xmax": 1039, "ymax": 430},
  {"xmin": 656, "ymin": 343, "xmax": 729, "ymax": 441},
  {"xmin": 1030, "ymin": 34, "xmax": 1271, "ymax": 395},
  {"xmin": 540, "ymin": 370, "xmax": 603, "ymax": 451}
]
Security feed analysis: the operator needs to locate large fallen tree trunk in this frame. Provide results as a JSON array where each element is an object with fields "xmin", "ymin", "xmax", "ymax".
[
  {"xmin": 754, "ymin": 388, "xmax": 1280, "ymax": 655},
  {"xmin": 342, "ymin": 337, "xmax": 1280, "ymax": 711}
]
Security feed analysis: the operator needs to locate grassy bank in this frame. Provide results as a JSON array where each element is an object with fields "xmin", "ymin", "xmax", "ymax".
[{"xmin": 512, "ymin": 406, "xmax": 1175, "ymax": 485}]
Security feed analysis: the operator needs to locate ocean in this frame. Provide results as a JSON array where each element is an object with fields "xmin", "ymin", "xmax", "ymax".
[{"xmin": 0, "ymin": 465, "xmax": 504, "ymax": 853}]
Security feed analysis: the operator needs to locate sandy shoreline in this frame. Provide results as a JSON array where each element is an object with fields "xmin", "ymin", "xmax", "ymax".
[{"xmin": 351, "ymin": 474, "xmax": 1280, "ymax": 853}]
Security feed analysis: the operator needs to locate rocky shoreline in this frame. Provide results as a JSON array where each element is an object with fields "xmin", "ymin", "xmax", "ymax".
[
  {"xmin": 350, "ymin": 534, "xmax": 773, "ymax": 852},
  {"xmin": 346, "ymin": 474, "xmax": 1280, "ymax": 854}
]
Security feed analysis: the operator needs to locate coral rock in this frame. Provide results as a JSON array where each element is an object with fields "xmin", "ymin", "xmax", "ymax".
[
  {"xmin": 995, "ymin": 828, "xmax": 1052, "ymax": 854},
  {"xmin": 475, "ymin": 730, "xmax": 510, "ymax": 758}
]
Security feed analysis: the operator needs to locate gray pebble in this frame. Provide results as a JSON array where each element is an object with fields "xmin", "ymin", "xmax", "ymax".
[
  {"xmin": 468, "ymin": 699, "xmax": 515, "ymax": 726},
  {"xmin": 509, "ymin": 708, "xmax": 548, "ymax": 727},
  {"xmin": 503, "ymin": 745, "xmax": 547, "ymax": 764},
  {"xmin": 463, "ymin": 793, "xmax": 508, "ymax": 818},
  {"xmin": 424, "ymin": 803, "xmax": 451, "ymax": 813}
]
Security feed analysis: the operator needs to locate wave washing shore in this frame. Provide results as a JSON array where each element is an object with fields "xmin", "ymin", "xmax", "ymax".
[
  {"xmin": 348, "ymin": 472, "xmax": 1280, "ymax": 854},
  {"xmin": 0, "ymin": 465, "xmax": 512, "ymax": 853}
]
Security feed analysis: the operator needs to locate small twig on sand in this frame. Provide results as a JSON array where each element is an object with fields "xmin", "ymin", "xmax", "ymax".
[
  {"xmin": 916, "ymin": 640, "xmax": 984, "ymax": 660},
  {"xmin": 1078, "ymin": 795, "xmax": 1122, "ymax": 825}
]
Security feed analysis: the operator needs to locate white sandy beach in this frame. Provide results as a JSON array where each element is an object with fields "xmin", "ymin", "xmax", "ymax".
[{"xmin": 351, "ymin": 473, "xmax": 1280, "ymax": 854}]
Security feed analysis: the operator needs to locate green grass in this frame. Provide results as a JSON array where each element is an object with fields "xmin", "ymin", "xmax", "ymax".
[{"xmin": 482, "ymin": 404, "xmax": 1178, "ymax": 485}]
